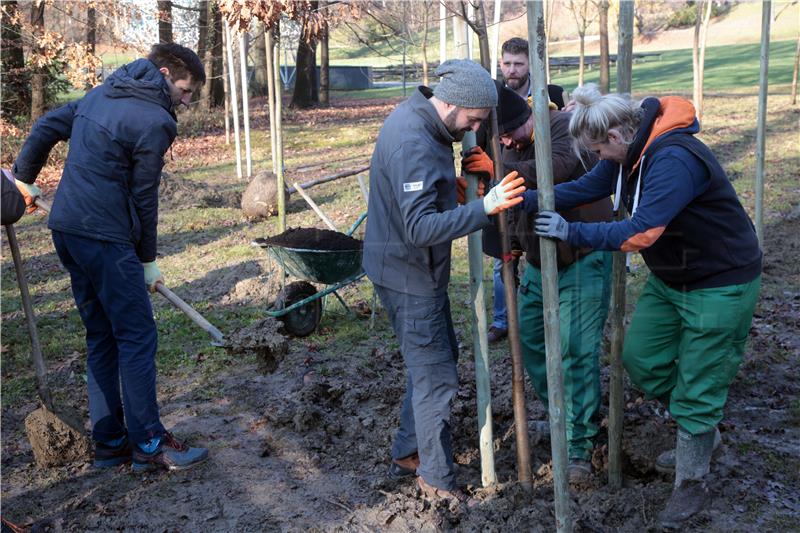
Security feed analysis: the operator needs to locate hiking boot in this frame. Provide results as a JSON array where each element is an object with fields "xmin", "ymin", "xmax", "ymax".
[
  {"xmin": 487, "ymin": 326, "xmax": 508, "ymax": 344},
  {"xmin": 567, "ymin": 459, "xmax": 592, "ymax": 485},
  {"xmin": 417, "ymin": 476, "xmax": 479, "ymax": 508},
  {"xmin": 658, "ymin": 479, "xmax": 710, "ymax": 530},
  {"xmin": 132, "ymin": 432, "xmax": 208, "ymax": 472},
  {"xmin": 656, "ymin": 427, "xmax": 721, "ymax": 474},
  {"xmin": 93, "ymin": 436, "xmax": 132, "ymax": 468},
  {"xmin": 387, "ymin": 453, "xmax": 419, "ymax": 480}
]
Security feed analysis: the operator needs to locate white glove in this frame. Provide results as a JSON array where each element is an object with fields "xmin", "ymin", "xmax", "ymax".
[
  {"xmin": 482, "ymin": 171, "xmax": 526, "ymax": 216},
  {"xmin": 142, "ymin": 261, "xmax": 164, "ymax": 293}
]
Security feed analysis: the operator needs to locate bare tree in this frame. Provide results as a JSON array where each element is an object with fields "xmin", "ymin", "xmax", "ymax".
[
  {"xmin": 692, "ymin": 0, "xmax": 713, "ymax": 121},
  {"xmin": 30, "ymin": 0, "xmax": 46, "ymax": 120},
  {"xmin": 598, "ymin": 0, "xmax": 610, "ymax": 93},
  {"xmin": 567, "ymin": 0, "xmax": 598, "ymax": 86},
  {"xmin": 792, "ymin": 35, "xmax": 799, "ymax": 106},
  {"xmin": 158, "ymin": 0, "xmax": 173, "ymax": 43},
  {"xmin": 320, "ymin": 1, "xmax": 330, "ymax": 105},
  {"xmin": 1, "ymin": 0, "xmax": 29, "ymax": 117}
]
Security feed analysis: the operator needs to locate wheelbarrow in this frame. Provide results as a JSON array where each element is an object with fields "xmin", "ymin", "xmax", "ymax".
[{"xmin": 253, "ymin": 213, "xmax": 367, "ymax": 337}]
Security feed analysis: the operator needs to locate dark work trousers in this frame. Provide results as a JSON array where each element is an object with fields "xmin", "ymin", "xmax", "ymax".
[
  {"xmin": 375, "ymin": 284, "xmax": 460, "ymax": 491},
  {"xmin": 52, "ymin": 231, "xmax": 164, "ymax": 444}
]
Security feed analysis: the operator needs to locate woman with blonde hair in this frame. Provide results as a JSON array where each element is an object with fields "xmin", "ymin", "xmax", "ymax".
[{"xmin": 524, "ymin": 83, "xmax": 761, "ymax": 529}]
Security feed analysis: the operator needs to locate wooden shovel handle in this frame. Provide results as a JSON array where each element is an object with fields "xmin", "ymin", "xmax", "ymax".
[{"xmin": 155, "ymin": 283, "xmax": 225, "ymax": 344}]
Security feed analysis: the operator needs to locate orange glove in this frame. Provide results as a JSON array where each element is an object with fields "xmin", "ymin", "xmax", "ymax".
[
  {"xmin": 462, "ymin": 146, "xmax": 495, "ymax": 180},
  {"xmin": 455, "ymin": 176, "xmax": 486, "ymax": 205},
  {"xmin": 3, "ymin": 169, "xmax": 40, "ymax": 214}
]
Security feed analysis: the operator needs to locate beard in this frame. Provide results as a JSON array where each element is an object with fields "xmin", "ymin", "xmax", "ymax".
[
  {"xmin": 505, "ymin": 75, "xmax": 527, "ymax": 91},
  {"xmin": 443, "ymin": 107, "xmax": 468, "ymax": 141}
]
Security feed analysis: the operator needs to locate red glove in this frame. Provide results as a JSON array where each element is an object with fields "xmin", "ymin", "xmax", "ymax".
[
  {"xmin": 462, "ymin": 146, "xmax": 495, "ymax": 180},
  {"xmin": 456, "ymin": 176, "xmax": 486, "ymax": 204}
]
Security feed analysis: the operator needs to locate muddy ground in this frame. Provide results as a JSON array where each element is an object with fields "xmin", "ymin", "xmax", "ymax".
[
  {"xmin": 2, "ymin": 202, "xmax": 798, "ymax": 533},
  {"xmin": 2, "ymin": 94, "xmax": 799, "ymax": 531}
]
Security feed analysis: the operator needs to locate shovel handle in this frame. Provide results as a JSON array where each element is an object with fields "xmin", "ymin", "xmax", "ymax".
[
  {"xmin": 5, "ymin": 224, "xmax": 54, "ymax": 410},
  {"xmin": 34, "ymin": 198, "xmax": 52, "ymax": 213},
  {"xmin": 155, "ymin": 283, "xmax": 225, "ymax": 344}
]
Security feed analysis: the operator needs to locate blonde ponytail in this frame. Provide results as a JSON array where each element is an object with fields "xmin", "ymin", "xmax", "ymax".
[{"xmin": 568, "ymin": 83, "xmax": 640, "ymax": 150}]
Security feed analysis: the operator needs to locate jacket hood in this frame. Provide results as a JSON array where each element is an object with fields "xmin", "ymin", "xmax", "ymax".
[
  {"xmin": 106, "ymin": 59, "xmax": 175, "ymax": 117},
  {"xmin": 627, "ymin": 96, "xmax": 698, "ymax": 172}
]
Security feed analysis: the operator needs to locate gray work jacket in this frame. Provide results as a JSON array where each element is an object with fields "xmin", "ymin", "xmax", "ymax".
[{"xmin": 363, "ymin": 87, "xmax": 490, "ymax": 297}]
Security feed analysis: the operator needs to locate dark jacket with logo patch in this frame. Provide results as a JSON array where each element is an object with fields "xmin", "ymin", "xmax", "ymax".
[
  {"xmin": 363, "ymin": 86, "xmax": 491, "ymax": 297},
  {"xmin": 13, "ymin": 59, "xmax": 177, "ymax": 262}
]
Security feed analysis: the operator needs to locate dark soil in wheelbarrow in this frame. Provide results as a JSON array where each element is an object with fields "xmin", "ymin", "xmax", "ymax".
[{"xmin": 259, "ymin": 227, "xmax": 362, "ymax": 251}]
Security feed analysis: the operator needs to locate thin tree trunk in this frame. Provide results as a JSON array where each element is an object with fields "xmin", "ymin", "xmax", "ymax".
[
  {"xmin": 253, "ymin": 22, "xmax": 269, "ymax": 96},
  {"xmin": 490, "ymin": 0, "xmax": 502, "ymax": 79},
  {"xmin": 474, "ymin": 2, "xmax": 491, "ymax": 71},
  {"xmin": 439, "ymin": 1, "xmax": 447, "ymax": 65},
  {"xmin": 320, "ymin": 2, "xmax": 330, "ymax": 106},
  {"xmin": 211, "ymin": 5, "xmax": 224, "ymax": 106},
  {"xmin": 87, "ymin": 5, "xmax": 96, "ymax": 54},
  {"xmin": 791, "ymin": 35, "xmax": 799, "ymax": 105},
  {"xmin": 291, "ymin": 38, "xmax": 318, "ymax": 108},
  {"xmin": 599, "ymin": 0, "xmax": 609, "ymax": 93},
  {"xmin": 200, "ymin": 0, "xmax": 215, "ymax": 111},
  {"xmin": 696, "ymin": 0, "xmax": 713, "ymax": 122},
  {"xmin": 158, "ymin": 0, "xmax": 172, "ymax": 43},
  {"xmin": 692, "ymin": 0, "xmax": 702, "ymax": 113},
  {"xmin": 421, "ymin": 1, "xmax": 430, "ymax": 87},
  {"xmin": 266, "ymin": 28, "xmax": 278, "ymax": 174},
  {"xmin": 754, "ymin": 0, "xmax": 771, "ymax": 245},
  {"xmin": 1, "ymin": 0, "xmax": 28, "ymax": 117},
  {"xmin": 198, "ymin": 0, "xmax": 208, "ymax": 62},
  {"xmin": 225, "ymin": 24, "xmax": 242, "ymax": 177},
  {"xmin": 30, "ymin": 0, "xmax": 45, "ymax": 121},
  {"xmin": 239, "ymin": 32, "xmax": 252, "ymax": 178},
  {"xmin": 578, "ymin": 32, "xmax": 585, "ymax": 85},
  {"xmin": 221, "ymin": 18, "xmax": 230, "ymax": 143}
]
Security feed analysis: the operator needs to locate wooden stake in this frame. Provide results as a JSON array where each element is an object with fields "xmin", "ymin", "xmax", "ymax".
[
  {"xmin": 293, "ymin": 182, "xmax": 337, "ymax": 231},
  {"xmin": 222, "ymin": 25, "xmax": 231, "ymax": 145},
  {"xmin": 266, "ymin": 28, "xmax": 278, "ymax": 174},
  {"xmin": 755, "ymin": 0, "xmax": 771, "ymax": 245},
  {"xmin": 608, "ymin": 0, "xmax": 635, "ymax": 492},
  {"xmin": 274, "ymin": 22, "xmax": 286, "ymax": 233},
  {"xmin": 528, "ymin": 2, "xmax": 571, "ymax": 530},
  {"xmin": 462, "ymin": 130, "xmax": 497, "ymax": 488}
]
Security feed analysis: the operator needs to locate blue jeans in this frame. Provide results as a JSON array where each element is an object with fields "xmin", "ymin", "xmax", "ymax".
[
  {"xmin": 52, "ymin": 231, "xmax": 164, "ymax": 444},
  {"xmin": 492, "ymin": 257, "xmax": 519, "ymax": 329},
  {"xmin": 374, "ymin": 285, "xmax": 460, "ymax": 490}
]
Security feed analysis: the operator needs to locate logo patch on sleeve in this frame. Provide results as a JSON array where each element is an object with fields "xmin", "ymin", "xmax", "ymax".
[{"xmin": 403, "ymin": 181, "xmax": 423, "ymax": 192}]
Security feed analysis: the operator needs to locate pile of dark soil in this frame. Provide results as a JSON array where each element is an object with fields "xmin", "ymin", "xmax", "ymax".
[{"xmin": 258, "ymin": 227, "xmax": 362, "ymax": 251}]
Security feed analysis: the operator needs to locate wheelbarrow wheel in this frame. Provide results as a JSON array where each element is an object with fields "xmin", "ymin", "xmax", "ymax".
[{"xmin": 277, "ymin": 281, "xmax": 321, "ymax": 337}]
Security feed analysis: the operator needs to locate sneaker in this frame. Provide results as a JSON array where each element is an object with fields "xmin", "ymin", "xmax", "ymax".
[
  {"xmin": 417, "ymin": 476, "xmax": 479, "ymax": 508},
  {"xmin": 487, "ymin": 326, "xmax": 508, "ymax": 344},
  {"xmin": 656, "ymin": 427, "xmax": 721, "ymax": 474},
  {"xmin": 567, "ymin": 459, "xmax": 592, "ymax": 485},
  {"xmin": 94, "ymin": 436, "xmax": 132, "ymax": 468},
  {"xmin": 658, "ymin": 479, "xmax": 710, "ymax": 530},
  {"xmin": 132, "ymin": 432, "xmax": 209, "ymax": 472},
  {"xmin": 387, "ymin": 453, "xmax": 419, "ymax": 480}
]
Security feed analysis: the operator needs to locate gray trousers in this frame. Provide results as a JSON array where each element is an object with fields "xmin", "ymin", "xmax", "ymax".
[{"xmin": 374, "ymin": 284, "xmax": 459, "ymax": 490}]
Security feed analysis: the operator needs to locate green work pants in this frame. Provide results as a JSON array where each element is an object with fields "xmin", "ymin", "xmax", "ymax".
[
  {"xmin": 623, "ymin": 274, "xmax": 761, "ymax": 435},
  {"xmin": 517, "ymin": 251, "xmax": 612, "ymax": 461}
]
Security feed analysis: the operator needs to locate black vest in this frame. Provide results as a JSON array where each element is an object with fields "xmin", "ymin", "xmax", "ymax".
[{"xmin": 625, "ymin": 134, "xmax": 762, "ymax": 291}]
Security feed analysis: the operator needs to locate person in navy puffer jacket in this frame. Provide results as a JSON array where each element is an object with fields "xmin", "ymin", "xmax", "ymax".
[{"xmin": 11, "ymin": 43, "xmax": 210, "ymax": 473}]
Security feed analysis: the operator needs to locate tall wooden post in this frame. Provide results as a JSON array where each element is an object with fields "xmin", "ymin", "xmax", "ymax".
[
  {"xmin": 608, "ymin": 0, "xmax": 634, "ymax": 491},
  {"xmin": 225, "ymin": 24, "xmax": 243, "ymax": 179},
  {"xmin": 462, "ymin": 131, "xmax": 497, "ymax": 488},
  {"xmin": 528, "ymin": 2, "xmax": 570, "ymax": 530},
  {"xmin": 222, "ymin": 21, "xmax": 231, "ymax": 145},
  {"xmin": 273, "ymin": 22, "xmax": 286, "ymax": 232},
  {"xmin": 755, "ymin": 0, "xmax": 771, "ymax": 245}
]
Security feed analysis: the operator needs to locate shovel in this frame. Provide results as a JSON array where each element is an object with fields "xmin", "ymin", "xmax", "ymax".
[
  {"xmin": 5, "ymin": 223, "xmax": 91, "ymax": 467},
  {"xmin": 32, "ymin": 198, "xmax": 226, "ymax": 346}
]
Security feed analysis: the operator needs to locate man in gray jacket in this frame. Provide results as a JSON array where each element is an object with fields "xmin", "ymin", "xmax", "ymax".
[{"xmin": 363, "ymin": 59, "xmax": 525, "ymax": 504}]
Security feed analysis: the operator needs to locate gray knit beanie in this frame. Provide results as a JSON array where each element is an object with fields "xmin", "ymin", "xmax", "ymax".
[{"xmin": 433, "ymin": 59, "xmax": 498, "ymax": 108}]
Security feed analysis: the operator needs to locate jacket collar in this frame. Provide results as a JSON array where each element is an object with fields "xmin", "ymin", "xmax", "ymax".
[
  {"xmin": 626, "ymin": 96, "xmax": 698, "ymax": 173},
  {"xmin": 410, "ymin": 86, "xmax": 455, "ymax": 145}
]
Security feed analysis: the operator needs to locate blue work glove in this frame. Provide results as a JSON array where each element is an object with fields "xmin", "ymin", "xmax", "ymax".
[
  {"xmin": 534, "ymin": 210, "xmax": 569, "ymax": 241},
  {"xmin": 142, "ymin": 261, "xmax": 164, "ymax": 292}
]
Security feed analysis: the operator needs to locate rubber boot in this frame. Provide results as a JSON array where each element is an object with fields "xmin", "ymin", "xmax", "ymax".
[
  {"xmin": 658, "ymin": 428, "xmax": 715, "ymax": 530},
  {"xmin": 655, "ymin": 426, "xmax": 721, "ymax": 474}
]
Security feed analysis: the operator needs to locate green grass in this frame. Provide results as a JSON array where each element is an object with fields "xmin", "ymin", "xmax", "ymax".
[{"xmin": 551, "ymin": 40, "xmax": 798, "ymax": 94}]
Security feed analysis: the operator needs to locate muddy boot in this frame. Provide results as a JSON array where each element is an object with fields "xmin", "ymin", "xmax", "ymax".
[
  {"xmin": 567, "ymin": 459, "xmax": 592, "ymax": 486},
  {"xmin": 387, "ymin": 452, "xmax": 420, "ymax": 480},
  {"xmin": 656, "ymin": 426, "xmax": 721, "ymax": 474},
  {"xmin": 658, "ymin": 428, "xmax": 715, "ymax": 530},
  {"xmin": 417, "ymin": 476, "xmax": 479, "ymax": 508}
]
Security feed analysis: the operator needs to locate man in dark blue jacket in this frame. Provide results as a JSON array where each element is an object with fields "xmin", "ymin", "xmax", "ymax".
[{"xmin": 11, "ymin": 43, "xmax": 208, "ymax": 472}]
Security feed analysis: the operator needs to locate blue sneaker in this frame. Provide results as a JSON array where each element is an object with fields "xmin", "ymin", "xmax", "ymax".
[
  {"xmin": 94, "ymin": 436, "xmax": 132, "ymax": 468},
  {"xmin": 131, "ymin": 432, "xmax": 208, "ymax": 472}
]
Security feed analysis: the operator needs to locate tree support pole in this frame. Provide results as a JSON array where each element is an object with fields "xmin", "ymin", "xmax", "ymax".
[
  {"xmin": 755, "ymin": 0, "xmax": 771, "ymax": 245},
  {"xmin": 528, "ymin": 2, "xmax": 571, "ymax": 530},
  {"xmin": 224, "ymin": 23, "xmax": 243, "ymax": 179},
  {"xmin": 273, "ymin": 22, "xmax": 286, "ymax": 233},
  {"xmin": 462, "ymin": 130, "xmax": 497, "ymax": 488}
]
